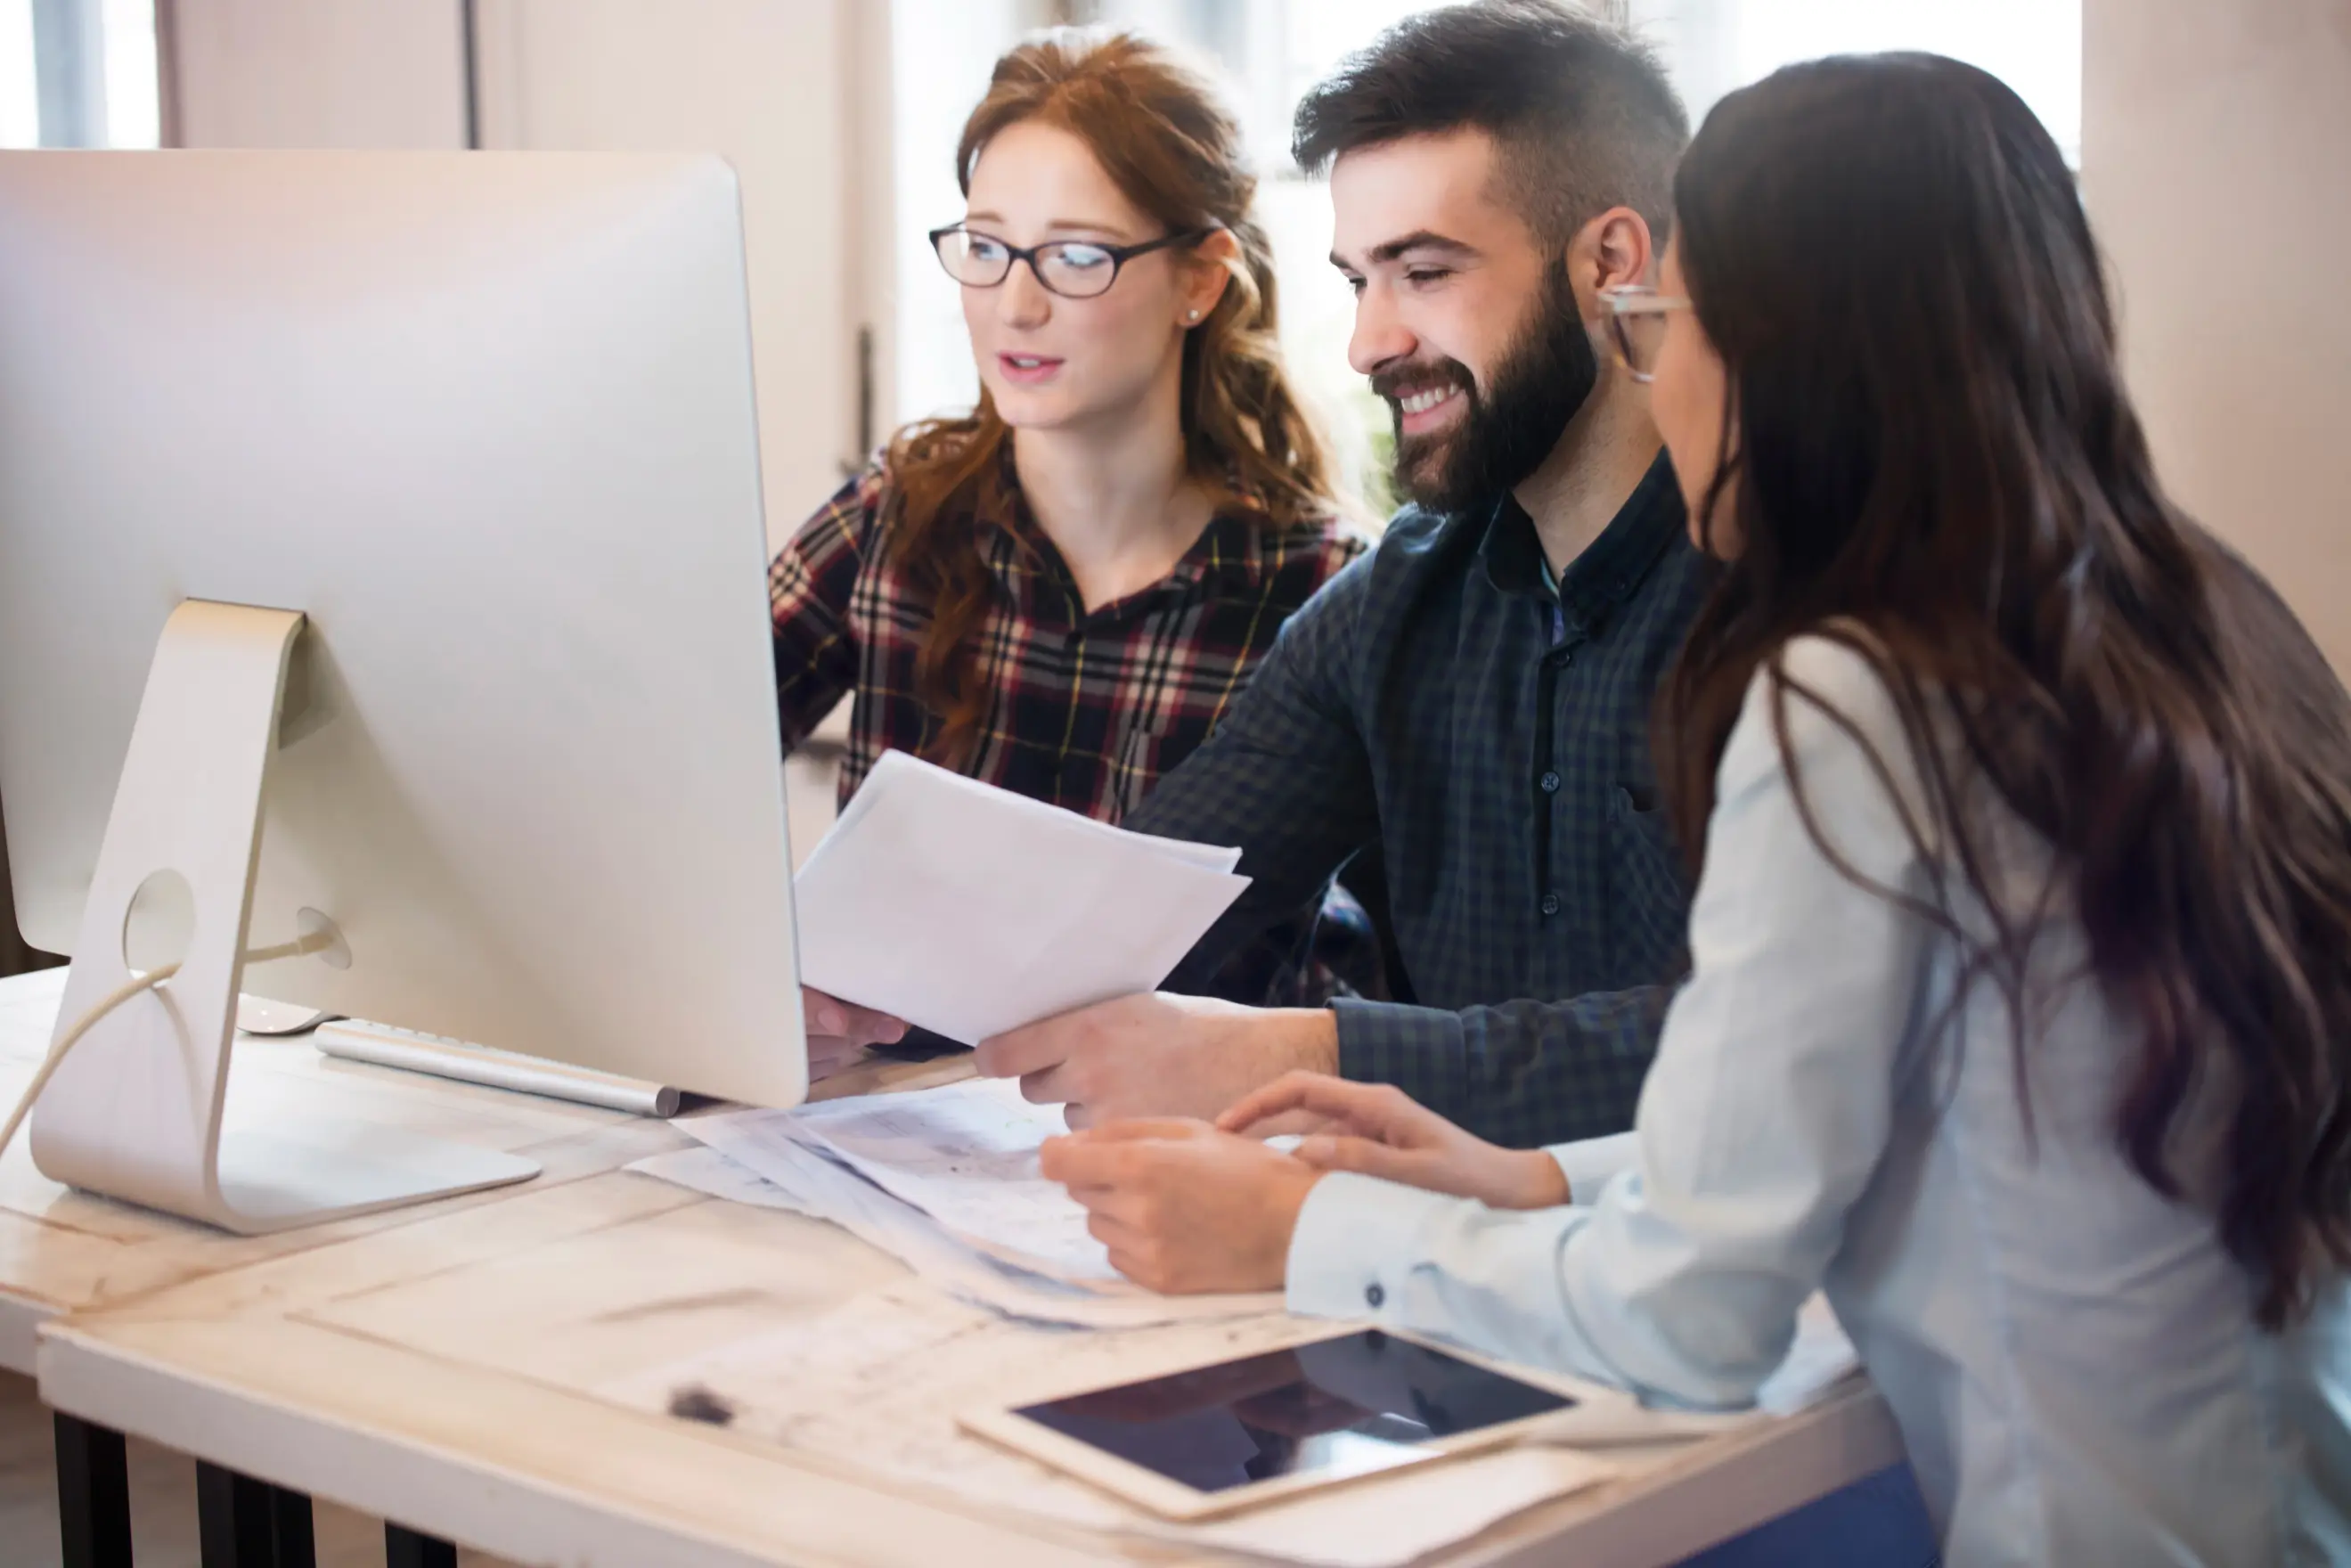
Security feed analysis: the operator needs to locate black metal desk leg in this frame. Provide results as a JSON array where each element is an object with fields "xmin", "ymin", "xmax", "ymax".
[
  {"xmin": 196, "ymin": 1462, "xmax": 314, "ymax": 1567},
  {"xmin": 53, "ymin": 1413, "xmax": 133, "ymax": 1568},
  {"xmin": 268, "ymin": 1482, "xmax": 315, "ymax": 1567},
  {"xmin": 198, "ymin": 1461, "xmax": 271, "ymax": 1566},
  {"xmin": 385, "ymin": 1523, "xmax": 459, "ymax": 1568}
]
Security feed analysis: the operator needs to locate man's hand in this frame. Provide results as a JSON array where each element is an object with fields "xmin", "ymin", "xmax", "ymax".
[
  {"xmin": 1041, "ymin": 1119, "xmax": 1320, "ymax": 1294},
  {"xmin": 803, "ymin": 987, "xmax": 908, "ymax": 1082},
  {"xmin": 974, "ymin": 992, "xmax": 1339, "ymax": 1129},
  {"xmin": 1220, "ymin": 1072, "xmax": 1570, "ymax": 1210}
]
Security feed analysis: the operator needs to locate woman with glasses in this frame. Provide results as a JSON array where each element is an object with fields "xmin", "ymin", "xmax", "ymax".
[
  {"xmin": 1041, "ymin": 51, "xmax": 2351, "ymax": 1565},
  {"xmin": 773, "ymin": 29, "xmax": 1370, "ymax": 1072}
]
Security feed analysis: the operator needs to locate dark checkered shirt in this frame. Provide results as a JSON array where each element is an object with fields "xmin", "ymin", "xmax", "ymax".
[
  {"xmin": 1131, "ymin": 454, "xmax": 1712, "ymax": 1145},
  {"xmin": 771, "ymin": 461, "xmax": 1371, "ymax": 1006}
]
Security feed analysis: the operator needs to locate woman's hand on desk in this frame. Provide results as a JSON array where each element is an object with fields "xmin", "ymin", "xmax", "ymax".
[
  {"xmin": 803, "ymin": 987, "xmax": 908, "ymax": 1082},
  {"xmin": 1221, "ymin": 1073, "xmax": 1571, "ymax": 1211},
  {"xmin": 1041, "ymin": 1120, "xmax": 1319, "ymax": 1294}
]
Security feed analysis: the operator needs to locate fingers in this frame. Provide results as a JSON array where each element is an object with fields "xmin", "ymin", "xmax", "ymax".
[
  {"xmin": 1291, "ymin": 1133, "xmax": 1433, "ymax": 1187},
  {"xmin": 1215, "ymin": 1069, "xmax": 1347, "ymax": 1132},
  {"xmin": 1083, "ymin": 1207, "xmax": 1185, "ymax": 1295},
  {"xmin": 802, "ymin": 988, "xmax": 906, "ymax": 1049},
  {"xmin": 1039, "ymin": 1122, "xmax": 1202, "ymax": 1187},
  {"xmin": 973, "ymin": 1018, "xmax": 1075, "ymax": 1081},
  {"xmin": 804, "ymin": 1034, "xmax": 867, "ymax": 1082},
  {"xmin": 1016, "ymin": 1066, "xmax": 1073, "ymax": 1108},
  {"xmin": 1231, "ymin": 1108, "xmax": 1341, "ymax": 1139},
  {"xmin": 1073, "ymin": 1118, "xmax": 1209, "ymax": 1144},
  {"xmin": 1083, "ymin": 1206, "xmax": 1149, "ymax": 1254},
  {"xmin": 837, "ymin": 1002, "xmax": 908, "ymax": 1048},
  {"xmin": 1038, "ymin": 1131, "xmax": 1128, "ymax": 1188},
  {"xmin": 1220, "ymin": 1071, "xmax": 1416, "ymax": 1141}
]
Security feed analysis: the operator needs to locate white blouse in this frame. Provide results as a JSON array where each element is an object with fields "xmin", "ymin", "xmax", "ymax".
[{"xmin": 1288, "ymin": 635, "xmax": 2351, "ymax": 1567}]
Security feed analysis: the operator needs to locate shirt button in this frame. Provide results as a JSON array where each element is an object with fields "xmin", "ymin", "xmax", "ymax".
[
  {"xmin": 1539, "ymin": 770, "xmax": 1562, "ymax": 794},
  {"xmin": 1539, "ymin": 893, "xmax": 1562, "ymax": 917},
  {"xmin": 1365, "ymin": 1283, "xmax": 1386, "ymax": 1309}
]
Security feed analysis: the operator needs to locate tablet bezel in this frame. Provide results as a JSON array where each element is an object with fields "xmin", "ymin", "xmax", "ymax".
[{"xmin": 959, "ymin": 1326, "xmax": 1629, "ymax": 1521}]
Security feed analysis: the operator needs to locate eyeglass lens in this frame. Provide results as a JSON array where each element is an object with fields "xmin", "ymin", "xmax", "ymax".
[
  {"xmin": 1610, "ymin": 312, "xmax": 1669, "ymax": 377},
  {"xmin": 934, "ymin": 231, "xmax": 1122, "ymax": 299}
]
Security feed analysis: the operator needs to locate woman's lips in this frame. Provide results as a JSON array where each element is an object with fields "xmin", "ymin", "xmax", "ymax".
[{"xmin": 997, "ymin": 353, "xmax": 1065, "ymax": 387}]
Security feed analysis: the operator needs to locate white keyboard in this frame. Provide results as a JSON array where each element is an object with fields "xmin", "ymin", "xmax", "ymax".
[{"xmin": 312, "ymin": 1017, "xmax": 681, "ymax": 1117}]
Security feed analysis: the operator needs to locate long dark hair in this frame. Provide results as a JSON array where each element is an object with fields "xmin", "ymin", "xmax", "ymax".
[
  {"xmin": 886, "ymin": 29, "xmax": 1340, "ymax": 768},
  {"xmin": 1661, "ymin": 53, "xmax": 2351, "ymax": 1328}
]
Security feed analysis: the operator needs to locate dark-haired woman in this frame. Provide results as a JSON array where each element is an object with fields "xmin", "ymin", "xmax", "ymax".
[
  {"xmin": 1041, "ymin": 51, "xmax": 2351, "ymax": 1564},
  {"xmin": 773, "ymin": 30, "xmax": 1369, "ymax": 1071}
]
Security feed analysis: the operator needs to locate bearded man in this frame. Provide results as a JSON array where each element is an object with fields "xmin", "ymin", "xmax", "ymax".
[{"xmin": 973, "ymin": 2, "xmax": 1710, "ymax": 1148}]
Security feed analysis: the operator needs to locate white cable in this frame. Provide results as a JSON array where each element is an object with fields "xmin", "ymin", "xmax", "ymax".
[{"xmin": 0, "ymin": 929, "xmax": 335, "ymax": 1162}]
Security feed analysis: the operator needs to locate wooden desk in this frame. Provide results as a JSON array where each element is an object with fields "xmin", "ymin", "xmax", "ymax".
[
  {"xmin": 0, "ymin": 961, "xmax": 984, "ymax": 1567},
  {"xmin": 37, "ymin": 1150, "xmax": 1906, "ymax": 1568},
  {"xmin": 0, "ymin": 967, "xmax": 685, "ymax": 1376}
]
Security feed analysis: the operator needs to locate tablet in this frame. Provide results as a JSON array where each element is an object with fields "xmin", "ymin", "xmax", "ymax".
[{"xmin": 960, "ymin": 1327, "xmax": 1583, "ymax": 1520}]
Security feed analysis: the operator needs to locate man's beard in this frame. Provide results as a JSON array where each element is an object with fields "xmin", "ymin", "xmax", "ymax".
[{"xmin": 1376, "ymin": 260, "xmax": 1599, "ymax": 515}]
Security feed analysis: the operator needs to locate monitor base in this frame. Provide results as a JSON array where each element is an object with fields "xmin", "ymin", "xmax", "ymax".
[{"xmin": 27, "ymin": 600, "xmax": 540, "ymax": 1233}]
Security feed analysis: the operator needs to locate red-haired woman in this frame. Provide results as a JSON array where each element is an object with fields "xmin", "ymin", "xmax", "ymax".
[{"xmin": 773, "ymin": 30, "xmax": 1370, "ymax": 1073}]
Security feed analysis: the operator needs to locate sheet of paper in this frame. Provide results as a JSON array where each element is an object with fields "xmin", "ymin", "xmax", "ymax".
[
  {"xmin": 780, "ymin": 1076, "xmax": 1113, "ymax": 1279},
  {"xmin": 667, "ymin": 1108, "xmax": 1280, "ymax": 1329},
  {"xmin": 792, "ymin": 749, "xmax": 1248, "ymax": 1043},
  {"xmin": 596, "ymin": 1283, "xmax": 1620, "ymax": 1568},
  {"xmin": 631, "ymin": 1141, "xmax": 1122, "ymax": 1320},
  {"xmin": 626, "ymin": 1146, "xmax": 824, "ymax": 1218}
]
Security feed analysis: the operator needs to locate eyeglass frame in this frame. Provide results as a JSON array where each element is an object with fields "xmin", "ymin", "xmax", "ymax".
[
  {"xmin": 927, "ymin": 223, "xmax": 1216, "ymax": 300},
  {"xmin": 1597, "ymin": 283, "xmax": 1694, "ymax": 384}
]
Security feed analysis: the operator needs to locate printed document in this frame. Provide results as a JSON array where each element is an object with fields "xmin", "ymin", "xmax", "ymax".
[{"xmin": 792, "ymin": 750, "xmax": 1248, "ymax": 1043}]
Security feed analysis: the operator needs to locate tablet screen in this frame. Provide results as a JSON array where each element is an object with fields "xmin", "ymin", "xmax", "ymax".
[{"xmin": 1013, "ymin": 1329, "xmax": 1575, "ymax": 1496}]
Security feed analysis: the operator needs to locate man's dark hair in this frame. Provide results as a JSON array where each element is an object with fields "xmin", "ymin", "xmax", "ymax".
[{"xmin": 1292, "ymin": 0, "xmax": 1688, "ymax": 249}]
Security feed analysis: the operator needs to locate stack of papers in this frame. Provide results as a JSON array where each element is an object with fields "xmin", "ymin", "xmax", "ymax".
[
  {"xmin": 633, "ymin": 1077, "xmax": 1865, "ymax": 1401},
  {"xmin": 791, "ymin": 750, "xmax": 1249, "ymax": 1043},
  {"xmin": 633, "ymin": 1075, "xmax": 1279, "ymax": 1329}
]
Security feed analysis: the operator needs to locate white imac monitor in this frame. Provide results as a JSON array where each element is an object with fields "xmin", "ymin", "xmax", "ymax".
[{"xmin": 0, "ymin": 151, "xmax": 808, "ymax": 1231}]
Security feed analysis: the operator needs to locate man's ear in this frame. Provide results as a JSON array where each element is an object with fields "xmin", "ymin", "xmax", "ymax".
[{"xmin": 1569, "ymin": 206, "xmax": 1655, "ymax": 301}]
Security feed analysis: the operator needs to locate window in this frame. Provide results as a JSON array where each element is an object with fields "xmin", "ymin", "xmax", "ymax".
[
  {"xmin": 0, "ymin": 0, "xmax": 159, "ymax": 151},
  {"xmin": 0, "ymin": 0, "xmax": 37, "ymax": 147},
  {"xmin": 1636, "ymin": 0, "xmax": 2081, "ymax": 164}
]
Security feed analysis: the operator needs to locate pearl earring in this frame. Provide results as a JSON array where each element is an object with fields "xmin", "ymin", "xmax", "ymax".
[{"xmin": 1186, "ymin": 309, "xmax": 1201, "ymax": 322}]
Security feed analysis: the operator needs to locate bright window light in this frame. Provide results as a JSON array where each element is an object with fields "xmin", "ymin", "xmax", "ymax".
[
  {"xmin": 102, "ymin": 0, "xmax": 158, "ymax": 149},
  {"xmin": 0, "ymin": 0, "xmax": 37, "ymax": 150},
  {"xmin": 0, "ymin": 0, "xmax": 159, "ymax": 150},
  {"xmin": 1714, "ymin": 0, "xmax": 2080, "ymax": 161}
]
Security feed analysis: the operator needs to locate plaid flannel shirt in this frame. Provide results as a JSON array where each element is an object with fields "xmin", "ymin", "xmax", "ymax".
[
  {"xmin": 771, "ymin": 461, "xmax": 1371, "ymax": 1009},
  {"xmin": 1131, "ymin": 454, "xmax": 1713, "ymax": 1146}
]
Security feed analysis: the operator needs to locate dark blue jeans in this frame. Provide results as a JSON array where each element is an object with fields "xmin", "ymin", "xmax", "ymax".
[{"xmin": 1679, "ymin": 1464, "xmax": 1939, "ymax": 1566}]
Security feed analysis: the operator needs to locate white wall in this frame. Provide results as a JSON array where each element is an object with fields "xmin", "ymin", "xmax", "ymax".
[
  {"xmin": 163, "ymin": 0, "xmax": 466, "ymax": 148},
  {"xmin": 473, "ymin": 0, "xmax": 865, "ymax": 549},
  {"xmin": 2083, "ymin": 0, "xmax": 2351, "ymax": 672}
]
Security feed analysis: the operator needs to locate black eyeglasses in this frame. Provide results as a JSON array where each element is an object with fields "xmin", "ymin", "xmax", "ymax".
[{"xmin": 928, "ymin": 224, "xmax": 1212, "ymax": 300}]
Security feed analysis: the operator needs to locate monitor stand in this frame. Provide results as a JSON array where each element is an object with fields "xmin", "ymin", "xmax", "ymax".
[{"xmin": 27, "ymin": 600, "xmax": 539, "ymax": 1233}]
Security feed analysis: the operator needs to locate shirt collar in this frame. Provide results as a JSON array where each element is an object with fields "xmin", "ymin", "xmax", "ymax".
[
  {"xmin": 981, "ymin": 457, "xmax": 1271, "ymax": 604},
  {"xmin": 1478, "ymin": 450, "xmax": 1687, "ymax": 630}
]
